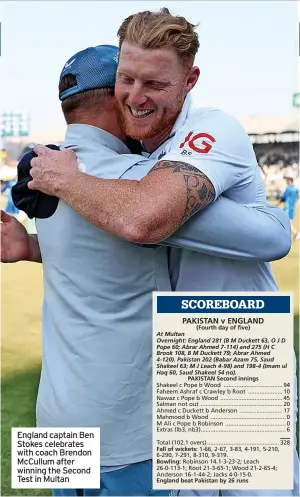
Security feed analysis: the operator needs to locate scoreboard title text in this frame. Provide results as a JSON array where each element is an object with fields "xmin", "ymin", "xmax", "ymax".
[{"xmin": 181, "ymin": 299, "xmax": 264, "ymax": 310}]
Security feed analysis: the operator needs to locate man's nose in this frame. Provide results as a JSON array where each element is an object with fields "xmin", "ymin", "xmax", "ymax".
[{"xmin": 127, "ymin": 82, "xmax": 147, "ymax": 107}]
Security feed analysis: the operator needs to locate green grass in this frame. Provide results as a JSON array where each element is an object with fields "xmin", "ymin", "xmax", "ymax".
[
  {"xmin": 1, "ymin": 215, "xmax": 299, "ymax": 496},
  {"xmin": 1, "ymin": 368, "xmax": 45, "ymax": 496},
  {"xmin": 1, "ymin": 263, "xmax": 49, "ymax": 496}
]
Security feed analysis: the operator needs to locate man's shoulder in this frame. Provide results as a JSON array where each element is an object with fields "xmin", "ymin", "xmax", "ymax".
[
  {"xmin": 188, "ymin": 106, "xmax": 246, "ymax": 133},
  {"xmin": 177, "ymin": 106, "xmax": 251, "ymax": 153},
  {"xmin": 61, "ymin": 141, "xmax": 144, "ymax": 179},
  {"xmin": 61, "ymin": 142, "xmax": 113, "ymax": 153},
  {"xmin": 167, "ymin": 105, "xmax": 256, "ymax": 168}
]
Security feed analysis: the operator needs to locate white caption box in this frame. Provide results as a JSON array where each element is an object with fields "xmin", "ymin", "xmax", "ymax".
[
  {"xmin": 11, "ymin": 428, "xmax": 100, "ymax": 489},
  {"xmin": 152, "ymin": 292, "xmax": 294, "ymax": 491}
]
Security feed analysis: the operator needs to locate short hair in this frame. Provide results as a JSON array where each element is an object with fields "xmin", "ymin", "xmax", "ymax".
[
  {"xmin": 117, "ymin": 8, "xmax": 199, "ymax": 69},
  {"xmin": 59, "ymin": 74, "xmax": 114, "ymax": 123}
]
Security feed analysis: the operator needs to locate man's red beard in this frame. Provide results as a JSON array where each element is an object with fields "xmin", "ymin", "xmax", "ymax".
[{"xmin": 117, "ymin": 95, "xmax": 185, "ymax": 142}]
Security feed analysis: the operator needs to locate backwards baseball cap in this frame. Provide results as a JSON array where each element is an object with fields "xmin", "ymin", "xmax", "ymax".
[{"xmin": 59, "ymin": 45, "xmax": 119, "ymax": 101}]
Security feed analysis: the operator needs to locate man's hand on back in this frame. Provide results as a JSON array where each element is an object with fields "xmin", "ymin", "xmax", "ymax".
[
  {"xmin": 1, "ymin": 210, "xmax": 41, "ymax": 263},
  {"xmin": 28, "ymin": 145, "xmax": 79, "ymax": 196}
]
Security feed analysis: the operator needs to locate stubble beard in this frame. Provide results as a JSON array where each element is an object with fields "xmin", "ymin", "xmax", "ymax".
[{"xmin": 118, "ymin": 93, "xmax": 185, "ymax": 142}]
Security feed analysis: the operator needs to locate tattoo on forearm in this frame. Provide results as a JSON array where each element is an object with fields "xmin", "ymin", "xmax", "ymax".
[{"xmin": 150, "ymin": 160, "xmax": 216, "ymax": 223}]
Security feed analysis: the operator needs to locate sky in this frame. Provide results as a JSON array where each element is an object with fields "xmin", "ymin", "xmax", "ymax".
[{"xmin": 0, "ymin": 0, "xmax": 298, "ymax": 135}]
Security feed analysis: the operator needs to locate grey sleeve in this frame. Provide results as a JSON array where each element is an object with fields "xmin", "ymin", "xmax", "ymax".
[{"xmin": 159, "ymin": 196, "xmax": 291, "ymax": 262}]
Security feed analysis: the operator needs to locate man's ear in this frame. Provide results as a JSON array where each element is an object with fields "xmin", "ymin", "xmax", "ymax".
[{"xmin": 185, "ymin": 66, "xmax": 200, "ymax": 93}]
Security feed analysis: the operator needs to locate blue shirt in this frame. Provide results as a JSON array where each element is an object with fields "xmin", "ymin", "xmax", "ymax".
[{"xmin": 281, "ymin": 184, "xmax": 299, "ymax": 217}]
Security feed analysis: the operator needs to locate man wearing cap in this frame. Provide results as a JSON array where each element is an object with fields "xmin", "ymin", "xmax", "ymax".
[{"xmin": 3, "ymin": 16, "xmax": 298, "ymax": 497}]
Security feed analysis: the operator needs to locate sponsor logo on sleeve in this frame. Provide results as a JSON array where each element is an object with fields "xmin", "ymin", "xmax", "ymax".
[{"xmin": 179, "ymin": 132, "xmax": 216, "ymax": 155}]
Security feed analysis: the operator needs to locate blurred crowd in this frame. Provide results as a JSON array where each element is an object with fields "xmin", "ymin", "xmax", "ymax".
[{"xmin": 258, "ymin": 153, "xmax": 299, "ymax": 200}]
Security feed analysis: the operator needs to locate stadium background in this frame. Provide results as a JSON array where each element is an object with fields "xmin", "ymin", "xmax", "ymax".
[{"xmin": 1, "ymin": 114, "xmax": 299, "ymax": 496}]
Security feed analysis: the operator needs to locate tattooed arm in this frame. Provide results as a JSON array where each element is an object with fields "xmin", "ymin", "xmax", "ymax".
[
  {"xmin": 29, "ymin": 146, "xmax": 215, "ymax": 243},
  {"xmin": 146, "ymin": 160, "xmax": 215, "ymax": 225},
  {"xmin": 64, "ymin": 159, "xmax": 215, "ymax": 243}
]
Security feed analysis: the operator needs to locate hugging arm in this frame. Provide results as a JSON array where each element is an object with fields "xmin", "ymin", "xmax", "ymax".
[{"xmin": 159, "ymin": 197, "xmax": 291, "ymax": 261}]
